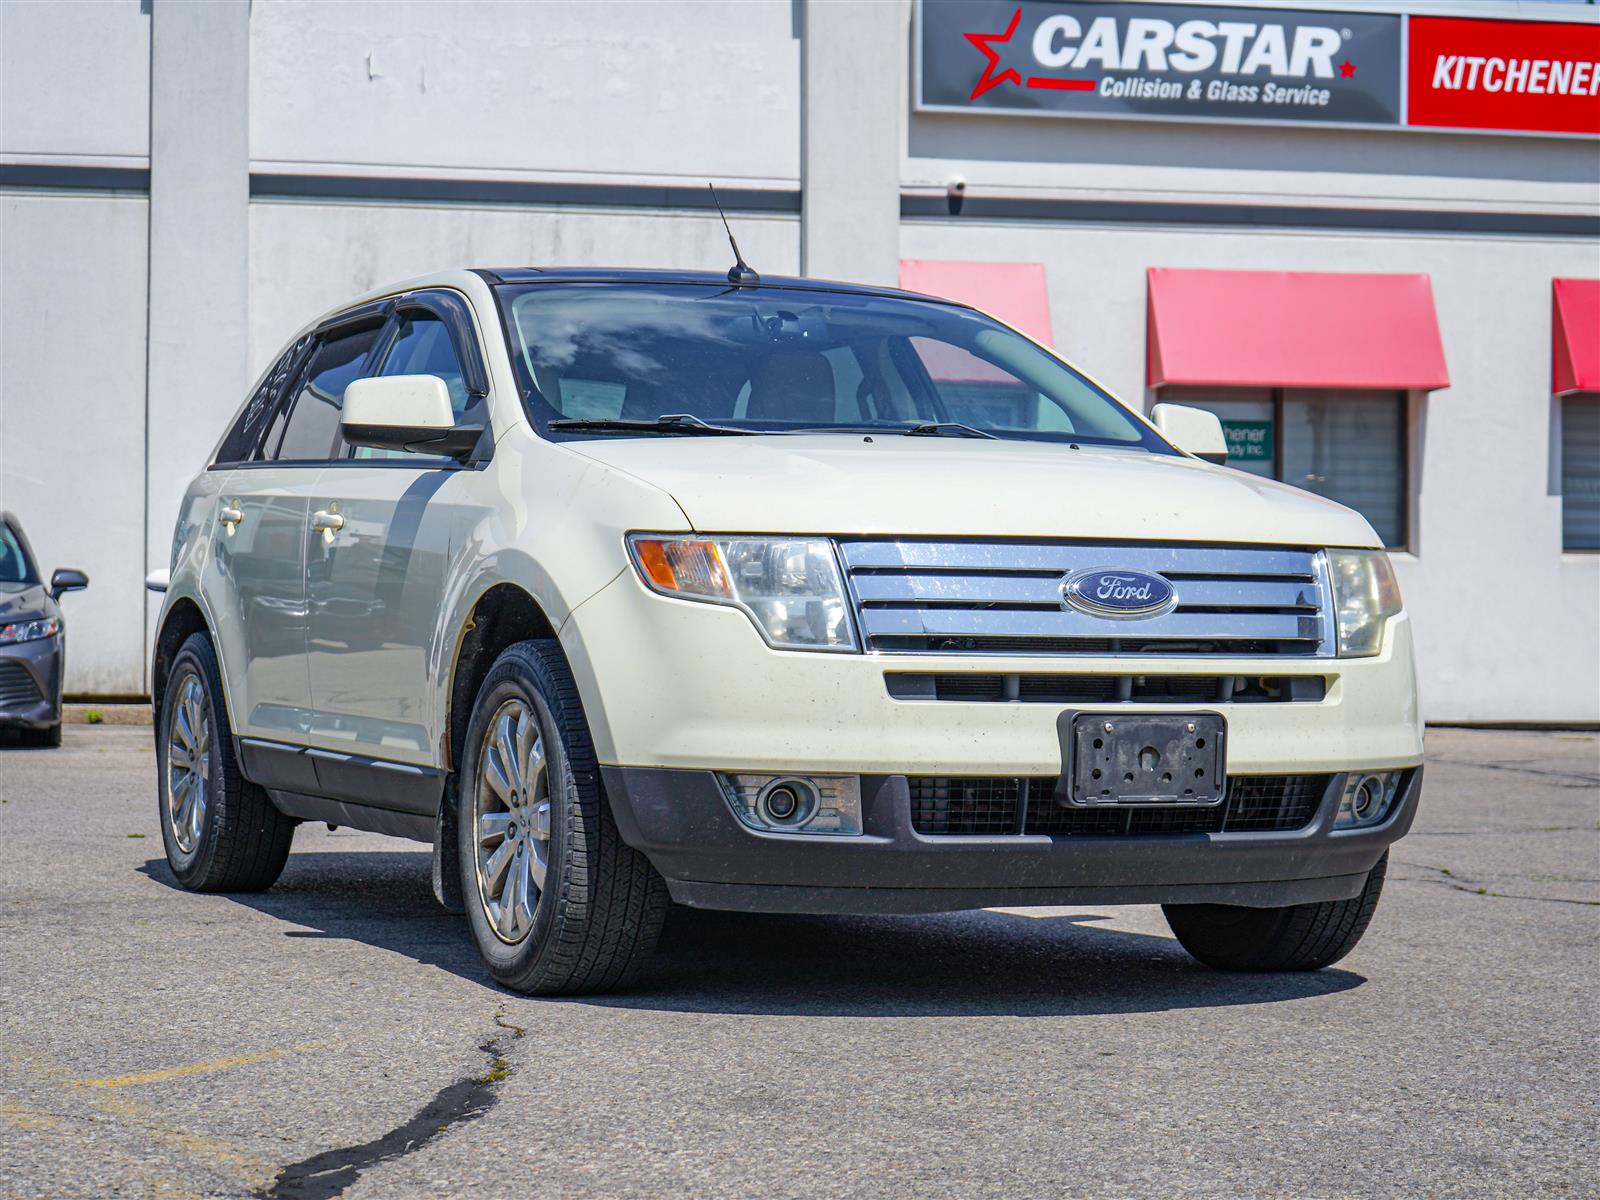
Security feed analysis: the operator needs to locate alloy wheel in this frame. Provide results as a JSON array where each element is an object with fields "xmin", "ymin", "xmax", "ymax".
[
  {"xmin": 165, "ymin": 671, "xmax": 211, "ymax": 856},
  {"xmin": 474, "ymin": 698, "xmax": 550, "ymax": 944}
]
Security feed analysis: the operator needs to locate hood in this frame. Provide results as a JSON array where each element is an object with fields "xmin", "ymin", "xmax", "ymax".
[
  {"xmin": 0, "ymin": 582, "xmax": 49, "ymax": 623},
  {"xmin": 561, "ymin": 435, "xmax": 1380, "ymax": 548}
]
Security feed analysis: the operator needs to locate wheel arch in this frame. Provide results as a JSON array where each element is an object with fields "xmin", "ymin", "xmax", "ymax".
[
  {"xmin": 151, "ymin": 596, "xmax": 210, "ymax": 717},
  {"xmin": 444, "ymin": 582, "xmax": 562, "ymax": 773}
]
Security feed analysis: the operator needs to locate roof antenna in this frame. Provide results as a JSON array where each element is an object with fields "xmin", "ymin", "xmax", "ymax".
[{"xmin": 709, "ymin": 183, "xmax": 760, "ymax": 287}]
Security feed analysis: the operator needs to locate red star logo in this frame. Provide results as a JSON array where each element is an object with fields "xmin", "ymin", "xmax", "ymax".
[
  {"xmin": 1339, "ymin": 59, "xmax": 1357, "ymax": 78},
  {"xmin": 965, "ymin": 6, "xmax": 1024, "ymax": 100}
]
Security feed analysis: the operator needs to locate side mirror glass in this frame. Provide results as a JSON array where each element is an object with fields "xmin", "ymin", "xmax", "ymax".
[
  {"xmin": 50, "ymin": 568, "xmax": 89, "ymax": 600},
  {"xmin": 1151, "ymin": 403, "xmax": 1228, "ymax": 465},
  {"xmin": 341, "ymin": 375, "xmax": 482, "ymax": 460}
]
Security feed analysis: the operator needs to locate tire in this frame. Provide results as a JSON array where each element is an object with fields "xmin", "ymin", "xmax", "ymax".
[
  {"xmin": 1163, "ymin": 852, "xmax": 1388, "ymax": 972},
  {"xmin": 23, "ymin": 723, "xmax": 62, "ymax": 748},
  {"xmin": 157, "ymin": 632, "xmax": 295, "ymax": 892},
  {"xmin": 458, "ymin": 639, "xmax": 668, "ymax": 995}
]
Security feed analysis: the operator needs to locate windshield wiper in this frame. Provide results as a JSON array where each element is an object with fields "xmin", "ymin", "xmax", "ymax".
[
  {"xmin": 548, "ymin": 414, "xmax": 756, "ymax": 436},
  {"xmin": 904, "ymin": 421, "xmax": 998, "ymax": 440}
]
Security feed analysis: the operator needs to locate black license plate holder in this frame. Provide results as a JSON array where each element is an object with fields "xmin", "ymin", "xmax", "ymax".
[{"xmin": 1057, "ymin": 712, "xmax": 1227, "ymax": 808}]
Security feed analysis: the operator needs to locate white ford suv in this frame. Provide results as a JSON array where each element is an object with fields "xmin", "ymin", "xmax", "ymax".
[{"xmin": 150, "ymin": 267, "xmax": 1422, "ymax": 994}]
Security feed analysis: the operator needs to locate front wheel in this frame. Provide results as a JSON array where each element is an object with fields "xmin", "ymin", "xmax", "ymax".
[
  {"xmin": 1163, "ymin": 852, "xmax": 1388, "ymax": 972},
  {"xmin": 21, "ymin": 723, "xmax": 62, "ymax": 748},
  {"xmin": 458, "ymin": 640, "xmax": 668, "ymax": 995}
]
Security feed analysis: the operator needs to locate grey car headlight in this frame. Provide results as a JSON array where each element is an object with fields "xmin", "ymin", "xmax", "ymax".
[
  {"xmin": 0, "ymin": 617, "xmax": 60, "ymax": 645},
  {"xmin": 628, "ymin": 535, "xmax": 858, "ymax": 651},
  {"xmin": 1326, "ymin": 550, "xmax": 1402, "ymax": 658}
]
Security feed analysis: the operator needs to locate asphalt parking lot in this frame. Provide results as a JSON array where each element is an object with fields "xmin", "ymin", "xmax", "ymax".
[{"xmin": 0, "ymin": 726, "xmax": 1594, "ymax": 1199}]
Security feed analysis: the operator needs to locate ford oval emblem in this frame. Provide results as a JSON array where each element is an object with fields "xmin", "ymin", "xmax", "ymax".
[{"xmin": 1061, "ymin": 567, "xmax": 1178, "ymax": 620}]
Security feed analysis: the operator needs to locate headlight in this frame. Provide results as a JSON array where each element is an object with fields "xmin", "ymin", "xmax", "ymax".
[
  {"xmin": 0, "ymin": 617, "xmax": 60, "ymax": 645},
  {"xmin": 627, "ymin": 535, "xmax": 857, "ymax": 651},
  {"xmin": 1326, "ymin": 549, "xmax": 1402, "ymax": 658}
]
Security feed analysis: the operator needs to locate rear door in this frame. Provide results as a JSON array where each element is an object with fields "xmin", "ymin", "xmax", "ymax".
[
  {"xmin": 208, "ymin": 316, "xmax": 383, "ymax": 745},
  {"xmin": 303, "ymin": 290, "xmax": 491, "ymax": 769}
]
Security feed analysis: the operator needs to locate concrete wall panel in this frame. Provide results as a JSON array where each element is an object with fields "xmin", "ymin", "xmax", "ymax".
[
  {"xmin": 250, "ymin": 0, "xmax": 800, "ymax": 185},
  {"xmin": 0, "ymin": 0, "xmax": 151, "ymax": 161},
  {"xmin": 0, "ymin": 193, "xmax": 149, "ymax": 694}
]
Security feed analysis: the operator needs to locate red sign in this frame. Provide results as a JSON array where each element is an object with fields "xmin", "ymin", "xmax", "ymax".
[{"xmin": 1407, "ymin": 16, "xmax": 1600, "ymax": 136}]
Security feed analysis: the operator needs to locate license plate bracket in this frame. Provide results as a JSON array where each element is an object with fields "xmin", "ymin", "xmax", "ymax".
[{"xmin": 1057, "ymin": 712, "xmax": 1227, "ymax": 808}]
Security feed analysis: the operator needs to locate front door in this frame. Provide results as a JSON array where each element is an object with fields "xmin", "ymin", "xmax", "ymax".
[{"xmin": 303, "ymin": 301, "xmax": 484, "ymax": 768}]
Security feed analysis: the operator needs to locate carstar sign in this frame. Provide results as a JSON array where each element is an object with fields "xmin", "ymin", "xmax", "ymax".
[
  {"xmin": 916, "ymin": 0, "xmax": 1599, "ymax": 137},
  {"xmin": 919, "ymin": 0, "xmax": 1402, "ymax": 125}
]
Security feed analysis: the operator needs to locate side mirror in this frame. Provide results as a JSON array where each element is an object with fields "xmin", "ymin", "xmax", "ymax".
[
  {"xmin": 50, "ymin": 568, "xmax": 89, "ymax": 600},
  {"xmin": 341, "ymin": 375, "xmax": 483, "ymax": 460},
  {"xmin": 1151, "ymin": 403, "xmax": 1228, "ymax": 465}
]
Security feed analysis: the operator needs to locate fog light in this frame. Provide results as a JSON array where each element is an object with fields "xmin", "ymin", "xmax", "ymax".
[
  {"xmin": 1335, "ymin": 771, "xmax": 1404, "ymax": 829},
  {"xmin": 719, "ymin": 774, "xmax": 863, "ymax": 835},
  {"xmin": 758, "ymin": 781, "xmax": 808, "ymax": 824}
]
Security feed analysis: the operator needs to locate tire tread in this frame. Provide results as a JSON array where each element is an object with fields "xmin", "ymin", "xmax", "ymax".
[
  {"xmin": 462, "ymin": 639, "xmax": 667, "ymax": 995},
  {"xmin": 1163, "ymin": 852, "xmax": 1387, "ymax": 972}
]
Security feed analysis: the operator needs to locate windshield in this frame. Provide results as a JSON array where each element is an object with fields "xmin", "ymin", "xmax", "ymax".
[
  {"xmin": 496, "ymin": 282, "xmax": 1171, "ymax": 451},
  {"xmin": 0, "ymin": 523, "xmax": 36, "ymax": 585}
]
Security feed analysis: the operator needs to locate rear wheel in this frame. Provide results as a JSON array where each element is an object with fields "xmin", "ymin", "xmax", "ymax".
[
  {"xmin": 1163, "ymin": 852, "xmax": 1388, "ymax": 972},
  {"xmin": 157, "ymin": 632, "xmax": 295, "ymax": 892},
  {"xmin": 458, "ymin": 640, "xmax": 667, "ymax": 995}
]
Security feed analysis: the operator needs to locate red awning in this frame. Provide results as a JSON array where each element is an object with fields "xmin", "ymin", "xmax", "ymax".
[
  {"xmin": 1147, "ymin": 268, "xmax": 1450, "ymax": 391},
  {"xmin": 899, "ymin": 259, "xmax": 1053, "ymax": 344},
  {"xmin": 900, "ymin": 260, "xmax": 1052, "ymax": 384},
  {"xmin": 1553, "ymin": 278, "xmax": 1600, "ymax": 396}
]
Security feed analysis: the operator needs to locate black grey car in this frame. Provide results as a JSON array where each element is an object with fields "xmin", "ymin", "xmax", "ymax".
[{"xmin": 0, "ymin": 513, "xmax": 87, "ymax": 747}]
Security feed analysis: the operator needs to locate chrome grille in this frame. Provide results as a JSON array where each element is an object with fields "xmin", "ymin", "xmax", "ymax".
[{"xmin": 840, "ymin": 540, "xmax": 1333, "ymax": 656}]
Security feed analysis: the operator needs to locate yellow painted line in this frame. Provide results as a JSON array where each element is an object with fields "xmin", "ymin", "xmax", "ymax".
[
  {"xmin": 73, "ymin": 1041, "xmax": 325, "ymax": 1089},
  {"xmin": 0, "ymin": 1099, "xmax": 67, "ymax": 1132}
]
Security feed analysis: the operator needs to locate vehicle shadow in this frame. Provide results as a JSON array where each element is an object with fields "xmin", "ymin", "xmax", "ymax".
[{"xmin": 140, "ymin": 851, "xmax": 1364, "ymax": 1018}]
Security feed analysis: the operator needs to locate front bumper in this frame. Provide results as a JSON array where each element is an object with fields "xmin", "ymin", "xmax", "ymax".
[
  {"xmin": 562, "ymin": 571, "xmax": 1425, "ymax": 776},
  {"xmin": 603, "ymin": 765, "xmax": 1423, "ymax": 914},
  {"xmin": 0, "ymin": 636, "xmax": 63, "ymax": 729}
]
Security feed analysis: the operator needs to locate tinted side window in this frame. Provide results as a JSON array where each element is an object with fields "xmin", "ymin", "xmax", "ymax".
[
  {"xmin": 218, "ymin": 336, "xmax": 311, "ymax": 464},
  {"xmin": 352, "ymin": 311, "xmax": 471, "ymax": 460},
  {"xmin": 379, "ymin": 312, "xmax": 469, "ymax": 416},
  {"xmin": 271, "ymin": 323, "xmax": 381, "ymax": 462}
]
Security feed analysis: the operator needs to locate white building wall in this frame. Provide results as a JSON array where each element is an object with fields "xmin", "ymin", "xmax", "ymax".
[
  {"xmin": 249, "ymin": 0, "xmax": 801, "ymax": 187},
  {"xmin": 1, "ymin": 0, "xmax": 152, "ymax": 695},
  {"xmin": 0, "ymin": 0, "xmax": 150, "ymax": 163},
  {"xmin": 0, "ymin": 193, "xmax": 150, "ymax": 695}
]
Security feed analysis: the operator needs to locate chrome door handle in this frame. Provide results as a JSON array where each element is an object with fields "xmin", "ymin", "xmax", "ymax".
[
  {"xmin": 311, "ymin": 509, "xmax": 345, "ymax": 542},
  {"xmin": 219, "ymin": 505, "xmax": 243, "ymax": 535}
]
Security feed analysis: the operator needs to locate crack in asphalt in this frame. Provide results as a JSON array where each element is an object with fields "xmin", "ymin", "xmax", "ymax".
[
  {"xmin": 1393, "ymin": 862, "xmax": 1600, "ymax": 907},
  {"xmin": 254, "ymin": 1013, "xmax": 525, "ymax": 1200},
  {"xmin": 1424, "ymin": 756, "xmax": 1600, "ymax": 787}
]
